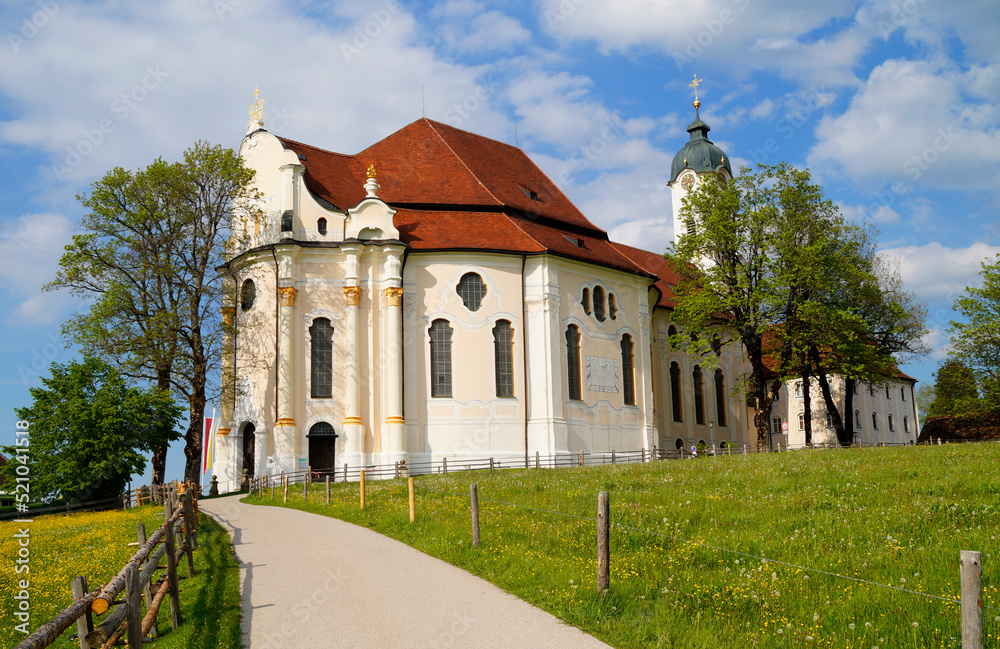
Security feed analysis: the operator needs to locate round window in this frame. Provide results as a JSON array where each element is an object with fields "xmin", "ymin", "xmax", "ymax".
[{"xmin": 241, "ymin": 279, "xmax": 256, "ymax": 311}]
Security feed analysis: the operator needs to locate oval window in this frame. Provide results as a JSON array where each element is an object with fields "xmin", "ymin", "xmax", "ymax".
[{"xmin": 241, "ymin": 279, "xmax": 256, "ymax": 311}]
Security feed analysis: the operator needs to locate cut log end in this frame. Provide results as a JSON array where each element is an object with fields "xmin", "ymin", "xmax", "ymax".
[{"xmin": 91, "ymin": 597, "xmax": 110, "ymax": 615}]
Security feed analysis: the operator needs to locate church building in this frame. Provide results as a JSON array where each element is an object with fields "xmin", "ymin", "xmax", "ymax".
[{"xmin": 212, "ymin": 91, "xmax": 919, "ymax": 489}]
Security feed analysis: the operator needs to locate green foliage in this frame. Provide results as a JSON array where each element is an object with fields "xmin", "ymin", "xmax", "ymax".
[
  {"xmin": 928, "ymin": 358, "xmax": 983, "ymax": 416},
  {"xmin": 47, "ymin": 141, "xmax": 260, "ymax": 482},
  {"xmin": 949, "ymin": 253, "xmax": 1000, "ymax": 413},
  {"xmin": 250, "ymin": 445, "xmax": 1000, "ymax": 648},
  {"xmin": 669, "ymin": 163, "xmax": 927, "ymax": 447},
  {"xmin": 1, "ymin": 357, "xmax": 180, "ymax": 502}
]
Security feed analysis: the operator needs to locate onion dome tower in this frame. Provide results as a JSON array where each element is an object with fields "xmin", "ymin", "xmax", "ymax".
[{"xmin": 668, "ymin": 75, "xmax": 733, "ymax": 246}]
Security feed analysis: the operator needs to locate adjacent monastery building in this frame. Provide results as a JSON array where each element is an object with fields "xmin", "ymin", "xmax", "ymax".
[{"xmin": 212, "ymin": 93, "xmax": 920, "ymax": 489}]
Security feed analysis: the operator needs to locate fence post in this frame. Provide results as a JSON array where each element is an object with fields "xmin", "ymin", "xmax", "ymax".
[
  {"xmin": 72, "ymin": 576, "xmax": 94, "ymax": 649},
  {"xmin": 360, "ymin": 469, "xmax": 366, "ymax": 510},
  {"xmin": 409, "ymin": 477, "xmax": 416, "ymax": 523},
  {"xmin": 470, "ymin": 483, "xmax": 480, "ymax": 548},
  {"xmin": 136, "ymin": 524, "xmax": 157, "ymax": 638},
  {"xmin": 325, "ymin": 475, "xmax": 330, "ymax": 505},
  {"xmin": 744, "ymin": 444, "xmax": 747, "ymax": 455},
  {"xmin": 283, "ymin": 480, "xmax": 288, "ymax": 504},
  {"xmin": 395, "ymin": 461, "xmax": 400, "ymax": 479},
  {"xmin": 303, "ymin": 477, "xmax": 308, "ymax": 502},
  {"xmin": 270, "ymin": 480, "xmax": 275, "ymax": 501},
  {"xmin": 961, "ymin": 550, "xmax": 983, "ymax": 649},
  {"xmin": 125, "ymin": 563, "xmax": 142, "ymax": 649},
  {"xmin": 343, "ymin": 463, "xmax": 348, "ymax": 483},
  {"xmin": 163, "ymin": 502, "xmax": 182, "ymax": 629},
  {"xmin": 579, "ymin": 450, "xmax": 584, "ymax": 467},
  {"xmin": 597, "ymin": 491, "xmax": 610, "ymax": 592},
  {"xmin": 443, "ymin": 457, "xmax": 448, "ymax": 476},
  {"xmin": 535, "ymin": 451, "xmax": 540, "ymax": 469},
  {"xmin": 490, "ymin": 457, "xmax": 495, "ymax": 472},
  {"xmin": 611, "ymin": 449, "xmax": 616, "ymax": 465}
]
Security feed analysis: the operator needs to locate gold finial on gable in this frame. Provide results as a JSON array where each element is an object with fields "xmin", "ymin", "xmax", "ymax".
[
  {"xmin": 248, "ymin": 86, "xmax": 265, "ymax": 127},
  {"xmin": 689, "ymin": 74, "xmax": 703, "ymax": 110},
  {"xmin": 366, "ymin": 163, "xmax": 377, "ymax": 179}
]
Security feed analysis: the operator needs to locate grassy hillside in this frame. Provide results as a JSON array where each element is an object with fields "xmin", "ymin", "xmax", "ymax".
[
  {"xmin": 0, "ymin": 504, "xmax": 242, "ymax": 648},
  {"xmin": 247, "ymin": 444, "xmax": 1000, "ymax": 648}
]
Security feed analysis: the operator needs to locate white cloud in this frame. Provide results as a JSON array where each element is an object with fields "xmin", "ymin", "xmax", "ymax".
[
  {"xmin": 883, "ymin": 241, "xmax": 1000, "ymax": 306},
  {"xmin": 808, "ymin": 59, "xmax": 1000, "ymax": 190},
  {"xmin": 0, "ymin": 212, "xmax": 76, "ymax": 325},
  {"xmin": 432, "ymin": 1, "xmax": 531, "ymax": 53},
  {"xmin": 0, "ymin": 0, "xmax": 509, "ymax": 184},
  {"xmin": 539, "ymin": 0, "xmax": 865, "ymax": 85}
]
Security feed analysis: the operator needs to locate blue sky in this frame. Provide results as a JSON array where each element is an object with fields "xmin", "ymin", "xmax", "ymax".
[{"xmin": 1, "ymin": 0, "xmax": 997, "ymax": 482}]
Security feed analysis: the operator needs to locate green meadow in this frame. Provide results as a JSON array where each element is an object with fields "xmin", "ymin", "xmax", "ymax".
[
  {"xmin": 246, "ymin": 443, "xmax": 1000, "ymax": 648},
  {"xmin": 0, "ymin": 505, "xmax": 241, "ymax": 648}
]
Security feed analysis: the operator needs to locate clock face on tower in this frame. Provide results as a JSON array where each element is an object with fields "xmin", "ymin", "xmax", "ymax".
[{"xmin": 680, "ymin": 173, "xmax": 695, "ymax": 190}]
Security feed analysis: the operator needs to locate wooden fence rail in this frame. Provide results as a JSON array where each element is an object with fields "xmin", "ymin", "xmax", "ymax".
[{"xmin": 14, "ymin": 482, "xmax": 200, "ymax": 649}]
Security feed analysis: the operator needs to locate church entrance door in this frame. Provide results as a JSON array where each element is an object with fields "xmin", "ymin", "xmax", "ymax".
[
  {"xmin": 308, "ymin": 422, "xmax": 338, "ymax": 478},
  {"xmin": 242, "ymin": 423, "xmax": 256, "ymax": 481}
]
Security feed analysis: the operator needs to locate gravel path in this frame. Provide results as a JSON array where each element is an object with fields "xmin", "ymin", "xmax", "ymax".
[{"xmin": 201, "ymin": 495, "xmax": 613, "ymax": 648}]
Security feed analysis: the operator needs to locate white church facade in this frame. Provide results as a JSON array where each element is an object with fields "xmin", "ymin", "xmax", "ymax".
[{"xmin": 211, "ymin": 96, "xmax": 920, "ymax": 489}]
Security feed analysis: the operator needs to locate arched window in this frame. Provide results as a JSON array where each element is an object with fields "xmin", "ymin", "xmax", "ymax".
[
  {"xmin": 693, "ymin": 365, "xmax": 705, "ymax": 425},
  {"xmin": 901, "ymin": 386, "xmax": 907, "ymax": 401},
  {"xmin": 669, "ymin": 361, "xmax": 682, "ymax": 422},
  {"xmin": 593, "ymin": 286, "xmax": 606, "ymax": 322},
  {"xmin": 317, "ymin": 217, "xmax": 327, "ymax": 236},
  {"xmin": 493, "ymin": 320, "xmax": 514, "ymax": 398},
  {"xmin": 242, "ymin": 423, "xmax": 256, "ymax": 480},
  {"xmin": 869, "ymin": 383, "xmax": 876, "ymax": 397},
  {"xmin": 620, "ymin": 334, "xmax": 635, "ymax": 406},
  {"xmin": 457, "ymin": 273, "xmax": 487, "ymax": 311},
  {"xmin": 826, "ymin": 412, "xmax": 833, "ymax": 428},
  {"xmin": 888, "ymin": 413, "xmax": 895, "ymax": 432},
  {"xmin": 241, "ymin": 279, "xmax": 256, "ymax": 311},
  {"xmin": 714, "ymin": 369, "xmax": 727, "ymax": 426},
  {"xmin": 582, "ymin": 287, "xmax": 591, "ymax": 315},
  {"xmin": 872, "ymin": 411, "xmax": 880, "ymax": 430},
  {"xmin": 309, "ymin": 318, "xmax": 333, "ymax": 398},
  {"xmin": 886, "ymin": 385, "xmax": 892, "ymax": 399},
  {"xmin": 675, "ymin": 437, "xmax": 684, "ymax": 450},
  {"xmin": 566, "ymin": 325, "xmax": 581, "ymax": 400},
  {"xmin": 798, "ymin": 413, "xmax": 805, "ymax": 430},
  {"xmin": 854, "ymin": 409, "xmax": 862, "ymax": 431},
  {"xmin": 903, "ymin": 416, "xmax": 909, "ymax": 434},
  {"xmin": 668, "ymin": 325, "xmax": 679, "ymax": 350},
  {"xmin": 608, "ymin": 293, "xmax": 618, "ymax": 320},
  {"xmin": 429, "ymin": 319, "xmax": 453, "ymax": 397}
]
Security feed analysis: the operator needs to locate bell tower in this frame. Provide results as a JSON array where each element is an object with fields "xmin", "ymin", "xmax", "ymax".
[{"xmin": 667, "ymin": 75, "xmax": 733, "ymax": 247}]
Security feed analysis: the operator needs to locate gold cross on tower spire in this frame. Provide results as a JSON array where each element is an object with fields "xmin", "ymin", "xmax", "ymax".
[
  {"xmin": 248, "ymin": 86, "xmax": 265, "ymax": 128},
  {"xmin": 689, "ymin": 74, "xmax": 703, "ymax": 111}
]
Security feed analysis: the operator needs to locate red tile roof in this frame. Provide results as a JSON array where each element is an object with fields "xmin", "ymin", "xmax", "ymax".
[
  {"xmin": 610, "ymin": 243, "xmax": 682, "ymax": 308},
  {"xmin": 277, "ymin": 118, "xmax": 652, "ymax": 277}
]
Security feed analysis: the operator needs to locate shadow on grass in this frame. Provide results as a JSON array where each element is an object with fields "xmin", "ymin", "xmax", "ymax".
[{"xmin": 152, "ymin": 516, "xmax": 243, "ymax": 648}]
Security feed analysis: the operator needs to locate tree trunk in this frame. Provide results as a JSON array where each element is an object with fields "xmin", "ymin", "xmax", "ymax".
[
  {"xmin": 810, "ymin": 347, "xmax": 847, "ymax": 445},
  {"xmin": 844, "ymin": 378, "xmax": 856, "ymax": 444},
  {"xmin": 150, "ymin": 367, "xmax": 172, "ymax": 485},
  {"xmin": 801, "ymin": 359, "xmax": 812, "ymax": 446},
  {"xmin": 184, "ymin": 336, "xmax": 207, "ymax": 488}
]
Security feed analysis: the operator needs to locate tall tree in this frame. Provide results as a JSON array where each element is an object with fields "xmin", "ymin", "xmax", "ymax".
[
  {"xmin": 48, "ymin": 142, "xmax": 258, "ymax": 485},
  {"xmin": 927, "ymin": 358, "xmax": 983, "ymax": 416},
  {"xmin": 1, "ymin": 357, "xmax": 180, "ymax": 503},
  {"xmin": 949, "ymin": 253, "xmax": 1000, "ymax": 412},
  {"xmin": 671, "ymin": 162, "xmax": 927, "ymax": 447}
]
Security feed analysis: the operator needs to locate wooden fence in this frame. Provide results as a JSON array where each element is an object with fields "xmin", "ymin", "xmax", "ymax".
[
  {"xmin": 244, "ymin": 439, "xmax": 938, "ymax": 494},
  {"xmin": 14, "ymin": 483, "xmax": 200, "ymax": 649}
]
